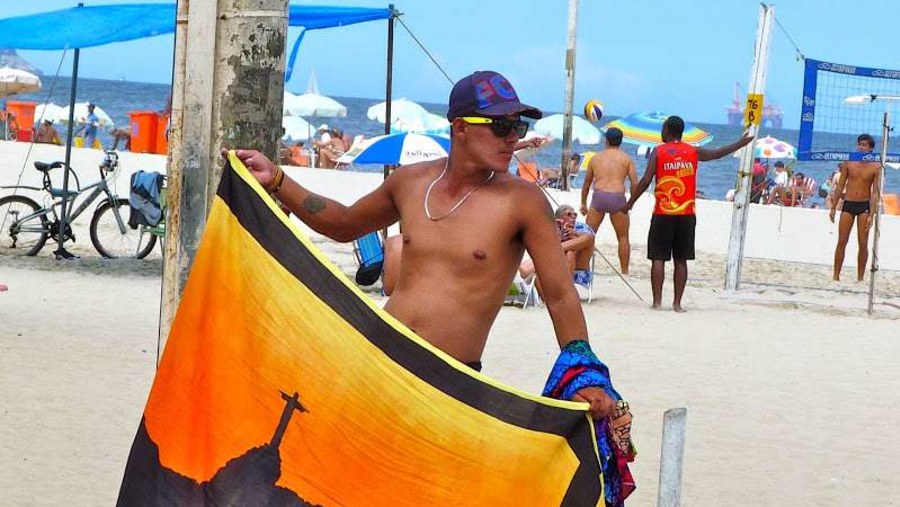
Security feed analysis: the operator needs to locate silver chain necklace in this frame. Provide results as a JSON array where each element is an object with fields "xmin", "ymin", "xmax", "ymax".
[{"xmin": 424, "ymin": 160, "xmax": 495, "ymax": 221}]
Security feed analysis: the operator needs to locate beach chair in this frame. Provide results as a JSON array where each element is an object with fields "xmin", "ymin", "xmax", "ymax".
[
  {"xmin": 507, "ymin": 254, "xmax": 595, "ymax": 308},
  {"xmin": 353, "ymin": 231, "xmax": 384, "ymax": 286}
]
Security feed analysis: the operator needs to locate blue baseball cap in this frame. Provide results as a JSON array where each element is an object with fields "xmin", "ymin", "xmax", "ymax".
[{"xmin": 447, "ymin": 71, "xmax": 542, "ymax": 121}]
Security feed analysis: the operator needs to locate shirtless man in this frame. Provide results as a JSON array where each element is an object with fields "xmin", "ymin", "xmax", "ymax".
[
  {"xmin": 830, "ymin": 133, "xmax": 881, "ymax": 281},
  {"xmin": 233, "ymin": 70, "xmax": 614, "ymax": 419},
  {"xmin": 580, "ymin": 127, "xmax": 637, "ymax": 274}
]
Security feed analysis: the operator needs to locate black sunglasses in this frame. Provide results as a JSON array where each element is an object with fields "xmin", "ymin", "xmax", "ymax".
[{"xmin": 460, "ymin": 116, "xmax": 529, "ymax": 139}]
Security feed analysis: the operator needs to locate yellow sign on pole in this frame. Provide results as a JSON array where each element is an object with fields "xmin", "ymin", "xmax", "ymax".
[{"xmin": 744, "ymin": 94, "xmax": 764, "ymax": 126}]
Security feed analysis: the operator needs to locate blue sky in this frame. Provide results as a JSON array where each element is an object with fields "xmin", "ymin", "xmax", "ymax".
[{"xmin": 7, "ymin": 1, "xmax": 900, "ymax": 128}]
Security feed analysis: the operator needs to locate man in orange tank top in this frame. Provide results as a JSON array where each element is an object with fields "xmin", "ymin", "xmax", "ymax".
[{"xmin": 622, "ymin": 116, "xmax": 752, "ymax": 312}]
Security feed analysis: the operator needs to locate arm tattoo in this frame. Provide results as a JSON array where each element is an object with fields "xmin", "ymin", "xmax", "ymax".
[{"xmin": 301, "ymin": 195, "xmax": 327, "ymax": 214}]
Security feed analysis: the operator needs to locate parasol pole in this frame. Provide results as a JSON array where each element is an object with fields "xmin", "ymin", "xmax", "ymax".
[
  {"xmin": 868, "ymin": 110, "xmax": 889, "ymax": 315},
  {"xmin": 725, "ymin": 3, "xmax": 774, "ymax": 291},
  {"xmin": 558, "ymin": 0, "xmax": 578, "ymax": 191},
  {"xmin": 56, "ymin": 3, "xmax": 84, "ymax": 259},
  {"xmin": 383, "ymin": 4, "xmax": 395, "ymax": 182}
]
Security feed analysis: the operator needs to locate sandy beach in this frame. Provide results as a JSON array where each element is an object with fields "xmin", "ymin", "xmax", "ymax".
[{"xmin": 2, "ymin": 142, "xmax": 900, "ymax": 506}]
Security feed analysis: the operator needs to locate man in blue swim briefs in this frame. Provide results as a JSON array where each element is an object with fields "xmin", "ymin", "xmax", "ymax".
[
  {"xmin": 580, "ymin": 127, "xmax": 638, "ymax": 274},
  {"xmin": 829, "ymin": 133, "xmax": 881, "ymax": 282}
]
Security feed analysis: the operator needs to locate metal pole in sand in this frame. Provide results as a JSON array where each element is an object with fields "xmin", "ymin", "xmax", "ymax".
[
  {"xmin": 725, "ymin": 3, "xmax": 774, "ymax": 291},
  {"xmin": 657, "ymin": 407, "xmax": 687, "ymax": 507},
  {"xmin": 558, "ymin": 0, "xmax": 578, "ymax": 191},
  {"xmin": 868, "ymin": 110, "xmax": 890, "ymax": 314},
  {"xmin": 55, "ymin": 3, "xmax": 84, "ymax": 259}
]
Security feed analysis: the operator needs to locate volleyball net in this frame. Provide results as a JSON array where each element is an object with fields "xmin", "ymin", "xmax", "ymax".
[{"xmin": 798, "ymin": 58, "xmax": 900, "ymax": 162}]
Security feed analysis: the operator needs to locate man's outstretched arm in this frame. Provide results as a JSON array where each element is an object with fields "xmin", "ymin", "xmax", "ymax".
[
  {"xmin": 697, "ymin": 132, "xmax": 754, "ymax": 161},
  {"xmin": 229, "ymin": 149, "xmax": 400, "ymax": 242}
]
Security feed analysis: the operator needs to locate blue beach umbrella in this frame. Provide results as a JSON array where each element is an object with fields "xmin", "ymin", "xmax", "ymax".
[
  {"xmin": 338, "ymin": 132, "xmax": 450, "ymax": 166},
  {"xmin": 601, "ymin": 111, "xmax": 714, "ymax": 147}
]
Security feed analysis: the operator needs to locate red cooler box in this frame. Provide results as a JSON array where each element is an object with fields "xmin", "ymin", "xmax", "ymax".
[
  {"xmin": 155, "ymin": 113, "xmax": 169, "ymax": 155},
  {"xmin": 7, "ymin": 100, "xmax": 37, "ymax": 143},
  {"xmin": 129, "ymin": 111, "xmax": 158, "ymax": 153}
]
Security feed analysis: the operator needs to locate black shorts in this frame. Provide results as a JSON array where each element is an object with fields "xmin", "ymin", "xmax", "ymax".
[{"xmin": 648, "ymin": 214, "xmax": 696, "ymax": 261}]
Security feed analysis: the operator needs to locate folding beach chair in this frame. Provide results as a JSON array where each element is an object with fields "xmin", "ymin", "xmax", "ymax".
[
  {"xmin": 353, "ymin": 231, "xmax": 384, "ymax": 286},
  {"xmin": 507, "ymin": 254, "xmax": 595, "ymax": 308}
]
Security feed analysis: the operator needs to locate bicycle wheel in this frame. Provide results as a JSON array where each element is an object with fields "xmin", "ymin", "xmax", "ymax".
[
  {"xmin": 90, "ymin": 198, "xmax": 157, "ymax": 259},
  {"xmin": 0, "ymin": 195, "xmax": 49, "ymax": 256}
]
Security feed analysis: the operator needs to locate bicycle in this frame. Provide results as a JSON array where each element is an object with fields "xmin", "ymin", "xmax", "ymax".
[{"xmin": 0, "ymin": 150, "xmax": 158, "ymax": 259}]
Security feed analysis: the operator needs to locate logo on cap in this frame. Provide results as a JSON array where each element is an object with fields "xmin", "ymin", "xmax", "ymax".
[{"xmin": 474, "ymin": 74, "xmax": 517, "ymax": 110}]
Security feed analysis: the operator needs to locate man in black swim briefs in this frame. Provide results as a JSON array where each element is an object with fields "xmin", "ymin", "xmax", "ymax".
[{"xmin": 829, "ymin": 133, "xmax": 882, "ymax": 282}]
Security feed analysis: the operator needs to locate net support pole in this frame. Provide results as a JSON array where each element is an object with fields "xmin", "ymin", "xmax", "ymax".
[
  {"xmin": 558, "ymin": 0, "xmax": 578, "ymax": 191},
  {"xmin": 867, "ymin": 110, "xmax": 889, "ymax": 315},
  {"xmin": 725, "ymin": 3, "xmax": 775, "ymax": 292}
]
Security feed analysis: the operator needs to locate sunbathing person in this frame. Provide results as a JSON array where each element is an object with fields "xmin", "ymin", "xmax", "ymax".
[
  {"xmin": 318, "ymin": 128, "xmax": 348, "ymax": 169},
  {"xmin": 520, "ymin": 204, "xmax": 595, "ymax": 300},
  {"xmin": 34, "ymin": 120, "xmax": 62, "ymax": 145}
]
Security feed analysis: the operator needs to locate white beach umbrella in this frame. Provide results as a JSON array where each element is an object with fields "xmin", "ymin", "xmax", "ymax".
[
  {"xmin": 367, "ymin": 98, "xmax": 431, "ymax": 125},
  {"xmin": 58, "ymin": 102, "xmax": 114, "ymax": 130},
  {"xmin": 283, "ymin": 90, "xmax": 347, "ymax": 118},
  {"xmin": 389, "ymin": 112, "xmax": 450, "ymax": 135},
  {"xmin": 283, "ymin": 69, "xmax": 347, "ymax": 118},
  {"xmin": 33, "ymin": 103, "xmax": 65, "ymax": 125},
  {"xmin": 281, "ymin": 115, "xmax": 313, "ymax": 143},
  {"xmin": 533, "ymin": 114, "xmax": 600, "ymax": 145},
  {"xmin": 0, "ymin": 67, "xmax": 41, "ymax": 97}
]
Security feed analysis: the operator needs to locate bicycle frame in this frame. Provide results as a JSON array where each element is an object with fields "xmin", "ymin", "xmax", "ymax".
[
  {"xmin": 55, "ymin": 178, "xmax": 120, "ymax": 227},
  {"xmin": 2, "ymin": 154, "xmax": 126, "ymax": 237}
]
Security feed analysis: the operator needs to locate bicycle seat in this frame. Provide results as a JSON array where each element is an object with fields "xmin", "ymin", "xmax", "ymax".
[{"xmin": 34, "ymin": 161, "xmax": 65, "ymax": 172}]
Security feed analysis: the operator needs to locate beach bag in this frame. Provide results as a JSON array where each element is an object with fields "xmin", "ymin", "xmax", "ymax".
[{"xmin": 129, "ymin": 170, "xmax": 164, "ymax": 227}]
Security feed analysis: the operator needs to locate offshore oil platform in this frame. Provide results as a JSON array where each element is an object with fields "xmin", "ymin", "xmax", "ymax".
[{"xmin": 726, "ymin": 81, "xmax": 783, "ymax": 128}]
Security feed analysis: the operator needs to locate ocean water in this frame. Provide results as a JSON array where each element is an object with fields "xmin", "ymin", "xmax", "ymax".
[{"xmin": 15, "ymin": 76, "xmax": 899, "ymax": 203}]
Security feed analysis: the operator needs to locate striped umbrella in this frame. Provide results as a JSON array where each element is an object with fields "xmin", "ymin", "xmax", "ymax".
[
  {"xmin": 601, "ymin": 111, "xmax": 713, "ymax": 147},
  {"xmin": 337, "ymin": 132, "xmax": 450, "ymax": 166}
]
